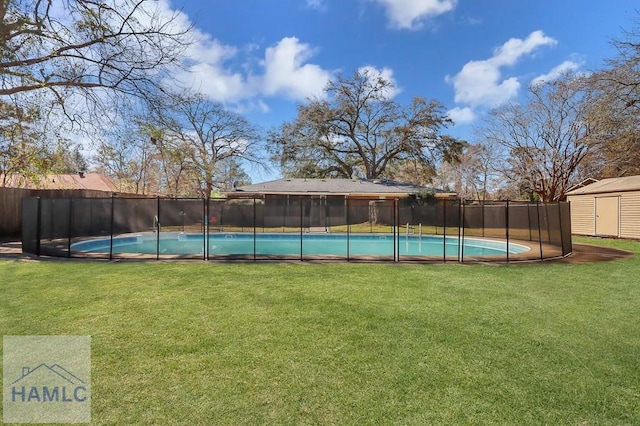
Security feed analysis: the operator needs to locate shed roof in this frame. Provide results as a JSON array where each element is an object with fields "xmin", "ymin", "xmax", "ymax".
[
  {"xmin": 233, "ymin": 178, "xmax": 454, "ymax": 197},
  {"xmin": 565, "ymin": 175, "xmax": 640, "ymax": 195}
]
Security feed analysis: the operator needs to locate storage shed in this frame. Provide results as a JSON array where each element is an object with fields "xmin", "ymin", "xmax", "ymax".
[{"xmin": 565, "ymin": 175, "xmax": 640, "ymax": 238}]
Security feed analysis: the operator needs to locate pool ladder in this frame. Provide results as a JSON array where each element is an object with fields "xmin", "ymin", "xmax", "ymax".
[
  {"xmin": 153, "ymin": 215, "xmax": 161, "ymax": 233},
  {"xmin": 406, "ymin": 223, "xmax": 422, "ymax": 237},
  {"xmin": 406, "ymin": 223, "xmax": 423, "ymax": 253}
]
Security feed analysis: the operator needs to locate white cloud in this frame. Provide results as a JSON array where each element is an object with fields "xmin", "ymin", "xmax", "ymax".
[
  {"xmin": 174, "ymin": 33, "xmax": 331, "ymax": 104},
  {"xmin": 531, "ymin": 60, "xmax": 584, "ymax": 86},
  {"xmin": 447, "ymin": 31, "xmax": 557, "ymax": 110},
  {"xmin": 306, "ymin": 0, "xmax": 327, "ymax": 11},
  {"xmin": 172, "ymin": 33, "xmax": 252, "ymax": 102},
  {"xmin": 261, "ymin": 37, "xmax": 332, "ymax": 100},
  {"xmin": 447, "ymin": 106, "xmax": 475, "ymax": 124},
  {"xmin": 174, "ymin": 62, "xmax": 247, "ymax": 103},
  {"xmin": 490, "ymin": 30, "xmax": 556, "ymax": 67},
  {"xmin": 375, "ymin": 0, "xmax": 457, "ymax": 30},
  {"xmin": 185, "ymin": 35, "xmax": 238, "ymax": 65}
]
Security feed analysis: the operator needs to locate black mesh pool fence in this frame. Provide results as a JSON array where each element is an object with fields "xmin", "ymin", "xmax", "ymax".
[{"xmin": 22, "ymin": 196, "xmax": 572, "ymax": 262}]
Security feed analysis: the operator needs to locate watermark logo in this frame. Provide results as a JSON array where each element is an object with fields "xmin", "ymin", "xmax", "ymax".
[{"xmin": 3, "ymin": 335, "xmax": 91, "ymax": 423}]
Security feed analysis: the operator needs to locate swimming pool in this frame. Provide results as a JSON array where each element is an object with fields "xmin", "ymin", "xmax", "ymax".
[{"xmin": 71, "ymin": 232, "xmax": 530, "ymax": 259}]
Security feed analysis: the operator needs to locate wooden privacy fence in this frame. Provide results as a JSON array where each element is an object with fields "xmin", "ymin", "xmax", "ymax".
[{"xmin": 0, "ymin": 188, "xmax": 121, "ymax": 239}]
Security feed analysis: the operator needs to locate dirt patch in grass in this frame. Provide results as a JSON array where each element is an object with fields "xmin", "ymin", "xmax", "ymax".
[{"xmin": 555, "ymin": 243, "xmax": 634, "ymax": 264}]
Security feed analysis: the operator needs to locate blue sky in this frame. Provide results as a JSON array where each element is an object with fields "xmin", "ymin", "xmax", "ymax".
[{"xmin": 160, "ymin": 0, "xmax": 639, "ymax": 180}]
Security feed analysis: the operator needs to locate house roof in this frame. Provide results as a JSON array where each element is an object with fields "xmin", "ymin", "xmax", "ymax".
[
  {"xmin": 566, "ymin": 175, "xmax": 640, "ymax": 195},
  {"xmin": 2, "ymin": 172, "xmax": 131, "ymax": 192},
  {"xmin": 233, "ymin": 178, "xmax": 455, "ymax": 197}
]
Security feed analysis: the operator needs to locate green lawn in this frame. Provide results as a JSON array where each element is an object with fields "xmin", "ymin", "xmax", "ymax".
[{"xmin": 1, "ymin": 237, "xmax": 639, "ymax": 425}]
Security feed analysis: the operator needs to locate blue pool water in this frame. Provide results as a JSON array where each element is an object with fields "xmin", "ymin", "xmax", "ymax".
[{"xmin": 71, "ymin": 232, "xmax": 530, "ymax": 258}]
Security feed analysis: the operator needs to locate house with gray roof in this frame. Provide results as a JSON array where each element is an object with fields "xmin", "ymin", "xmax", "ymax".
[
  {"xmin": 226, "ymin": 178, "xmax": 456, "ymax": 230},
  {"xmin": 230, "ymin": 178, "xmax": 456, "ymax": 199}
]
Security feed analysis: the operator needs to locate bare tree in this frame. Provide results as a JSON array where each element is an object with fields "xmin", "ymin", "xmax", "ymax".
[
  {"xmin": 480, "ymin": 74, "xmax": 600, "ymax": 201},
  {"xmin": 437, "ymin": 144, "xmax": 498, "ymax": 201},
  {"xmin": 604, "ymin": 15, "xmax": 640, "ymax": 111},
  {"xmin": 587, "ymin": 18, "xmax": 640, "ymax": 176},
  {"xmin": 94, "ymin": 128, "xmax": 161, "ymax": 195},
  {"xmin": 582, "ymin": 68, "xmax": 640, "ymax": 177},
  {"xmin": 268, "ymin": 69, "xmax": 464, "ymax": 180},
  {"xmin": 1, "ymin": 0, "xmax": 191, "ymax": 119},
  {"xmin": 147, "ymin": 93, "xmax": 262, "ymax": 198}
]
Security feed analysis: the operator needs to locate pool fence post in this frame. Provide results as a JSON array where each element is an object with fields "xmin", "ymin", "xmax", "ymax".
[
  {"xmin": 67, "ymin": 198, "xmax": 73, "ymax": 258},
  {"xmin": 545, "ymin": 203, "xmax": 551, "ymax": 244},
  {"xmin": 537, "ymin": 201, "xmax": 543, "ymax": 260},
  {"xmin": 202, "ymin": 197, "xmax": 206, "ymax": 261},
  {"xmin": 527, "ymin": 202, "xmax": 533, "ymax": 241},
  {"xmin": 457, "ymin": 200, "xmax": 462, "ymax": 263},
  {"xmin": 324, "ymin": 195, "xmax": 329, "ymax": 232},
  {"xmin": 442, "ymin": 199, "xmax": 446, "ymax": 263},
  {"xmin": 109, "ymin": 195, "xmax": 114, "ymax": 261},
  {"xmin": 392, "ymin": 199, "xmax": 397, "ymax": 262},
  {"xmin": 393, "ymin": 198, "xmax": 400, "ymax": 262},
  {"xmin": 253, "ymin": 197, "xmax": 257, "ymax": 261},
  {"xmin": 156, "ymin": 196, "xmax": 160, "ymax": 261},
  {"xmin": 49, "ymin": 199, "xmax": 54, "ymax": 244},
  {"xmin": 35, "ymin": 197, "xmax": 42, "ymax": 256},
  {"xmin": 219, "ymin": 199, "xmax": 224, "ymax": 232},
  {"xmin": 283, "ymin": 195, "xmax": 287, "ymax": 233},
  {"xmin": 505, "ymin": 200, "xmax": 510, "ymax": 263},
  {"xmin": 346, "ymin": 196, "xmax": 350, "ymax": 262},
  {"xmin": 482, "ymin": 200, "xmax": 485, "ymax": 237},
  {"xmin": 406, "ymin": 222, "xmax": 409, "ymax": 252},
  {"xmin": 299, "ymin": 196, "xmax": 303, "ymax": 261},
  {"xmin": 557, "ymin": 202, "xmax": 565, "ymax": 256},
  {"xmin": 460, "ymin": 200, "xmax": 465, "ymax": 262},
  {"xmin": 206, "ymin": 197, "xmax": 210, "ymax": 260}
]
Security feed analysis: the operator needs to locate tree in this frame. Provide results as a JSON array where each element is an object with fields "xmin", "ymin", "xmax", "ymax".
[
  {"xmin": 268, "ymin": 69, "xmax": 464, "ymax": 180},
  {"xmin": 480, "ymin": 74, "xmax": 601, "ymax": 202},
  {"xmin": 93, "ymin": 115, "xmax": 167, "ymax": 195},
  {"xmin": 385, "ymin": 159, "xmax": 442, "ymax": 186},
  {"xmin": 0, "ymin": 98, "xmax": 49, "ymax": 186},
  {"xmin": 587, "ymin": 18, "xmax": 640, "ymax": 176},
  {"xmin": 1, "ymin": 0, "xmax": 193, "ymax": 188},
  {"xmin": 212, "ymin": 157, "xmax": 251, "ymax": 192},
  {"xmin": 1, "ymin": 0, "xmax": 191, "ymax": 119},
  {"xmin": 146, "ymin": 93, "xmax": 262, "ymax": 198},
  {"xmin": 581, "ymin": 68, "xmax": 640, "ymax": 177},
  {"xmin": 436, "ymin": 143, "xmax": 498, "ymax": 201},
  {"xmin": 604, "ymin": 16, "xmax": 640, "ymax": 112},
  {"xmin": 49, "ymin": 142, "xmax": 89, "ymax": 174}
]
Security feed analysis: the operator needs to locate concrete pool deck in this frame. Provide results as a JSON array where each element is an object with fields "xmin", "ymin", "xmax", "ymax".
[{"xmin": 0, "ymin": 240, "xmax": 634, "ymax": 264}]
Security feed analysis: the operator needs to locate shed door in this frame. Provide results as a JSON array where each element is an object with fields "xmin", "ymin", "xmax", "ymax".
[{"xmin": 595, "ymin": 196, "xmax": 620, "ymax": 237}]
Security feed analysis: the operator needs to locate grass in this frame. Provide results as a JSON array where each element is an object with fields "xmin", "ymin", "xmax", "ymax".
[{"xmin": 1, "ymin": 237, "xmax": 639, "ymax": 424}]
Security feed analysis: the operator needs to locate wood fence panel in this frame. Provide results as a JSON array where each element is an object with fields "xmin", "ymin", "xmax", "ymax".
[{"xmin": 0, "ymin": 188, "xmax": 121, "ymax": 239}]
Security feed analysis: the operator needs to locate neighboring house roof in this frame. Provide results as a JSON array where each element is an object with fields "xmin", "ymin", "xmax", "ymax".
[
  {"xmin": 566, "ymin": 175, "xmax": 640, "ymax": 196},
  {"xmin": 232, "ymin": 178, "xmax": 455, "ymax": 198},
  {"xmin": 2, "ymin": 172, "xmax": 131, "ymax": 192}
]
